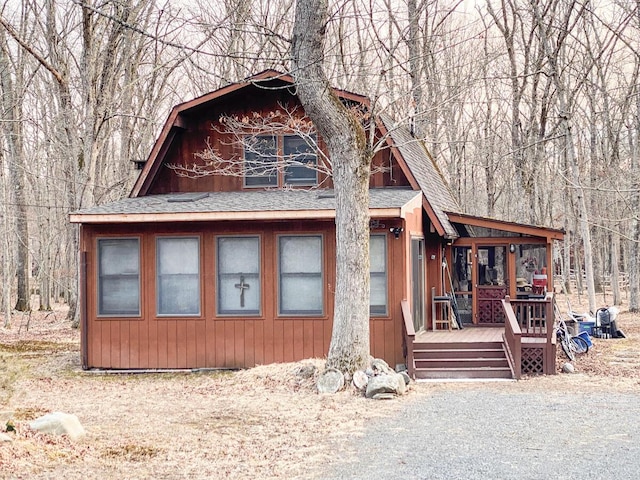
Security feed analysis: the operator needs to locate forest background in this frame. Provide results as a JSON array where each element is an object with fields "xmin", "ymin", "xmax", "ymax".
[{"xmin": 1, "ymin": 0, "xmax": 639, "ymax": 328}]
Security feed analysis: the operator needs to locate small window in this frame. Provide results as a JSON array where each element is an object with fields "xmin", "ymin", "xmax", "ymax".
[
  {"xmin": 283, "ymin": 135, "xmax": 317, "ymax": 185},
  {"xmin": 98, "ymin": 238, "xmax": 140, "ymax": 316},
  {"xmin": 244, "ymin": 135, "xmax": 277, "ymax": 187},
  {"xmin": 278, "ymin": 235, "xmax": 323, "ymax": 315},
  {"xmin": 370, "ymin": 235, "xmax": 388, "ymax": 315},
  {"xmin": 217, "ymin": 236, "xmax": 260, "ymax": 315},
  {"xmin": 156, "ymin": 237, "xmax": 200, "ymax": 316}
]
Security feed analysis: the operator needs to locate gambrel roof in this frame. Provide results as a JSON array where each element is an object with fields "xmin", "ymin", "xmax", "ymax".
[{"xmin": 106, "ymin": 70, "xmax": 462, "ymax": 237}]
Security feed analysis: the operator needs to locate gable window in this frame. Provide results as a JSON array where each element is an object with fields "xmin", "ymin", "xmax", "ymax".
[
  {"xmin": 97, "ymin": 238, "xmax": 140, "ymax": 316},
  {"xmin": 278, "ymin": 235, "xmax": 323, "ymax": 315},
  {"xmin": 283, "ymin": 135, "xmax": 318, "ymax": 185},
  {"xmin": 244, "ymin": 135, "xmax": 277, "ymax": 187},
  {"xmin": 217, "ymin": 236, "xmax": 260, "ymax": 315},
  {"xmin": 370, "ymin": 234, "xmax": 388, "ymax": 316},
  {"xmin": 157, "ymin": 237, "xmax": 200, "ymax": 316},
  {"xmin": 244, "ymin": 134, "xmax": 317, "ymax": 187}
]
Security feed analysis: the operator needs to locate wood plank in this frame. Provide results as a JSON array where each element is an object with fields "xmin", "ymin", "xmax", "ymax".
[
  {"xmin": 224, "ymin": 320, "xmax": 236, "ymax": 367},
  {"xmin": 253, "ymin": 319, "xmax": 264, "ymax": 366},
  {"xmin": 244, "ymin": 320, "xmax": 255, "ymax": 367},
  {"xmin": 313, "ymin": 319, "xmax": 325, "ymax": 358},
  {"xmin": 176, "ymin": 319, "xmax": 187, "ymax": 368},
  {"xmin": 284, "ymin": 320, "xmax": 296, "ymax": 362},
  {"xmin": 156, "ymin": 320, "xmax": 168, "ymax": 369},
  {"xmin": 303, "ymin": 320, "xmax": 314, "ymax": 359}
]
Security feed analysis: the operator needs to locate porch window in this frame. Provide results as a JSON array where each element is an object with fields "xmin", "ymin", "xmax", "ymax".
[
  {"xmin": 370, "ymin": 234, "xmax": 387, "ymax": 315},
  {"xmin": 217, "ymin": 236, "xmax": 260, "ymax": 315},
  {"xmin": 283, "ymin": 135, "xmax": 317, "ymax": 185},
  {"xmin": 156, "ymin": 237, "xmax": 200, "ymax": 316},
  {"xmin": 97, "ymin": 238, "xmax": 140, "ymax": 316},
  {"xmin": 244, "ymin": 135, "xmax": 277, "ymax": 187},
  {"xmin": 278, "ymin": 235, "xmax": 323, "ymax": 315}
]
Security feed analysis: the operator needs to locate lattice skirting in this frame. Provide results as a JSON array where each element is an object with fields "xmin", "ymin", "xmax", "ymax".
[{"xmin": 521, "ymin": 347, "xmax": 545, "ymax": 374}]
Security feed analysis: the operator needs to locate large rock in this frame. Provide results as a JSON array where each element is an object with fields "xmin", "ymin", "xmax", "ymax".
[
  {"xmin": 29, "ymin": 412, "xmax": 86, "ymax": 441},
  {"xmin": 365, "ymin": 373, "xmax": 406, "ymax": 399},
  {"xmin": 370, "ymin": 358, "xmax": 395, "ymax": 375},
  {"xmin": 0, "ymin": 432, "xmax": 12, "ymax": 442}
]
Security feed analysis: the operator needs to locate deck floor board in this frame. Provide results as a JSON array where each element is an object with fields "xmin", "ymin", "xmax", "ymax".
[{"xmin": 414, "ymin": 327, "xmax": 503, "ymax": 344}]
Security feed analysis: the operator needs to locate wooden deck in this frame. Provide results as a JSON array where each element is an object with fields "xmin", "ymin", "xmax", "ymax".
[{"xmin": 415, "ymin": 327, "xmax": 504, "ymax": 344}]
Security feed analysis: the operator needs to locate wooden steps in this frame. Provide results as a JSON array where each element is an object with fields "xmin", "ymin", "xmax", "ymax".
[{"xmin": 413, "ymin": 340, "xmax": 513, "ymax": 380}]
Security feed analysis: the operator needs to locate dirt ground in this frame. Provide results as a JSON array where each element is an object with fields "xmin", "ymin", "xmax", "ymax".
[{"xmin": 0, "ymin": 292, "xmax": 639, "ymax": 479}]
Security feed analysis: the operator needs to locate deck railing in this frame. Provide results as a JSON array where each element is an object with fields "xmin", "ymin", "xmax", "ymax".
[
  {"xmin": 401, "ymin": 299, "xmax": 415, "ymax": 378},
  {"xmin": 502, "ymin": 297, "xmax": 522, "ymax": 379},
  {"xmin": 503, "ymin": 293, "xmax": 556, "ymax": 376}
]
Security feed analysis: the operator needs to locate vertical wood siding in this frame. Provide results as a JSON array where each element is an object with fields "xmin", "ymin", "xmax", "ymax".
[{"xmin": 83, "ymin": 220, "xmax": 410, "ymax": 370}]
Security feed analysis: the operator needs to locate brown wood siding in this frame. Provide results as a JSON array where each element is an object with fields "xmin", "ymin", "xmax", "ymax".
[
  {"xmin": 81, "ymin": 219, "xmax": 412, "ymax": 370},
  {"xmin": 146, "ymin": 92, "xmax": 411, "ymax": 194}
]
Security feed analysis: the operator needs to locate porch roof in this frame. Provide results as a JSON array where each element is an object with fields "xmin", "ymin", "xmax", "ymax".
[{"xmin": 70, "ymin": 188, "xmax": 422, "ymax": 224}]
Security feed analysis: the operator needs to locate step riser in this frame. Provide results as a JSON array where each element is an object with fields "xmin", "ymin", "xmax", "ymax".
[
  {"xmin": 414, "ymin": 349, "xmax": 504, "ymax": 359},
  {"xmin": 414, "ymin": 369, "xmax": 513, "ymax": 380},
  {"xmin": 414, "ymin": 342, "xmax": 503, "ymax": 350},
  {"xmin": 415, "ymin": 359, "xmax": 509, "ymax": 369}
]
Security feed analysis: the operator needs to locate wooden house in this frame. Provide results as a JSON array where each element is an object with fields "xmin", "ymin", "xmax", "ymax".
[{"xmin": 70, "ymin": 70, "xmax": 564, "ymax": 379}]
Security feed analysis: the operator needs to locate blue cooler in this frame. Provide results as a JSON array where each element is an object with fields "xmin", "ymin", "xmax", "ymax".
[{"xmin": 578, "ymin": 321, "xmax": 595, "ymax": 335}]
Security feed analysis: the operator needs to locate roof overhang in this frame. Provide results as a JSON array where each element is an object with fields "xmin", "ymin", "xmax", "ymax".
[
  {"xmin": 446, "ymin": 212, "xmax": 565, "ymax": 241},
  {"xmin": 70, "ymin": 189, "xmax": 422, "ymax": 225},
  {"xmin": 70, "ymin": 207, "xmax": 410, "ymax": 224}
]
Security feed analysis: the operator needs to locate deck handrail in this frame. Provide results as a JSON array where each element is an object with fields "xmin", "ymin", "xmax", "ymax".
[
  {"xmin": 502, "ymin": 296, "xmax": 522, "ymax": 380},
  {"xmin": 401, "ymin": 299, "xmax": 415, "ymax": 378}
]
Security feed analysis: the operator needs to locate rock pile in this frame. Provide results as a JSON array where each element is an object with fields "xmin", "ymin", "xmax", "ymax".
[{"xmin": 315, "ymin": 358, "xmax": 411, "ymax": 398}]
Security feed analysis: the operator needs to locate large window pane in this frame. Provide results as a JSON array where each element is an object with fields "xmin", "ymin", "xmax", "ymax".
[
  {"xmin": 279, "ymin": 236, "xmax": 322, "ymax": 315},
  {"xmin": 244, "ymin": 135, "xmax": 277, "ymax": 187},
  {"xmin": 283, "ymin": 135, "xmax": 317, "ymax": 185},
  {"xmin": 98, "ymin": 238, "xmax": 140, "ymax": 316},
  {"xmin": 157, "ymin": 237, "xmax": 200, "ymax": 316},
  {"xmin": 370, "ymin": 235, "xmax": 387, "ymax": 315},
  {"xmin": 217, "ymin": 236, "xmax": 260, "ymax": 315}
]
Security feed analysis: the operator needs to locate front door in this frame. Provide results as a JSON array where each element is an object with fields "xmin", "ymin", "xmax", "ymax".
[
  {"xmin": 411, "ymin": 238, "xmax": 425, "ymax": 332},
  {"xmin": 475, "ymin": 245, "xmax": 508, "ymax": 324}
]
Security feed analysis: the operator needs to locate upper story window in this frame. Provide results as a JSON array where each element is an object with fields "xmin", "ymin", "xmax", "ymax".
[{"xmin": 244, "ymin": 134, "xmax": 317, "ymax": 188}]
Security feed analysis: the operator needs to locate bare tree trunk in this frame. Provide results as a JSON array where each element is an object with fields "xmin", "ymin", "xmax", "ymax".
[
  {"xmin": 292, "ymin": 0, "xmax": 372, "ymax": 375},
  {"xmin": 629, "ymin": 88, "xmax": 640, "ymax": 312},
  {"xmin": 0, "ymin": 32, "xmax": 29, "ymax": 312}
]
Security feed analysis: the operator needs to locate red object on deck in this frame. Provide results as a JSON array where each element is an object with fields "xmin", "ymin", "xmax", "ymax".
[{"xmin": 532, "ymin": 273, "xmax": 547, "ymax": 294}]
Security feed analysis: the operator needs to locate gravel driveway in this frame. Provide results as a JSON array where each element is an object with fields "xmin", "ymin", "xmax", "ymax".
[{"xmin": 318, "ymin": 380, "xmax": 640, "ymax": 480}]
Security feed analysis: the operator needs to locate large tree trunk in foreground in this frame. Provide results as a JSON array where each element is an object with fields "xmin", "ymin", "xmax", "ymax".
[{"xmin": 292, "ymin": 0, "xmax": 372, "ymax": 375}]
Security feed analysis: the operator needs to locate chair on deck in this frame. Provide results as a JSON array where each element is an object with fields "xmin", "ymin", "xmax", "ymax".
[{"xmin": 432, "ymin": 286, "xmax": 452, "ymax": 331}]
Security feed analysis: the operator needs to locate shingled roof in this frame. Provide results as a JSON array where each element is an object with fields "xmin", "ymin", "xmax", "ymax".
[
  {"xmin": 377, "ymin": 116, "xmax": 460, "ymax": 239},
  {"xmin": 70, "ymin": 188, "xmax": 422, "ymax": 224}
]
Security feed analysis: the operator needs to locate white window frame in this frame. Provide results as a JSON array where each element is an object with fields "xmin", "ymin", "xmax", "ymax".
[
  {"xmin": 97, "ymin": 237, "xmax": 141, "ymax": 317},
  {"xmin": 277, "ymin": 234, "xmax": 324, "ymax": 316},
  {"xmin": 216, "ymin": 235, "xmax": 261, "ymax": 316},
  {"xmin": 156, "ymin": 236, "xmax": 201, "ymax": 317}
]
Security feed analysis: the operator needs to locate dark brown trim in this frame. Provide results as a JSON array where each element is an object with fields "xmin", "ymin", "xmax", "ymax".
[
  {"xmin": 447, "ymin": 212, "xmax": 564, "ymax": 241},
  {"xmin": 80, "ymin": 250, "xmax": 88, "ymax": 370}
]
